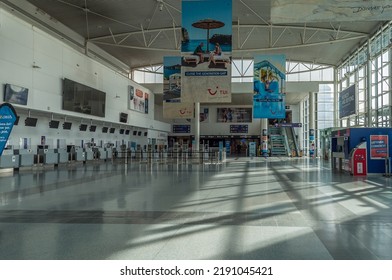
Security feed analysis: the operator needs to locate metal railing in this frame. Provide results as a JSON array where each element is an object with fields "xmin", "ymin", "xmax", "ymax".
[{"xmin": 114, "ymin": 150, "xmax": 226, "ymax": 165}]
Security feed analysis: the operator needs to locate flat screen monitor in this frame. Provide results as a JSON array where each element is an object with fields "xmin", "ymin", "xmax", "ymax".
[
  {"xmin": 14, "ymin": 116, "xmax": 20, "ymax": 126},
  {"xmin": 109, "ymin": 127, "xmax": 115, "ymax": 133},
  {"xmin": 138, "ymin": 131, "xmax": 142, "ymax": 136},
  {"xmin": 125, "ymin": 129, "xmax": 130, "ymax": 135},
  {"xmin": 119, "ymin": 112, "xmax": 128, "ymax": 123},
  {"xmin": 119, "ymin": 129, "xmax": 125, "ymax": 134},
  {"xmin": 79, "ymin": 124, "xmax": 88, "ymax": 131},
  {"xmin": 49, "ymin": 120, "xmax": 60, "ymax": 129},
  {"xmin": 102, "ymin": 127, "xmax": 108, "ymax": 133},
  {"xmin": 62, "ymin": 122, "xmax": 72, "ymax": 130},
  {"xmin": 62, "ymin": 78, "xmax": 106, "ymax": 117},
  {"xmin": 25, "ymin": 117, "xmax": 37, "ymax": 127},
  {"xmin": 133, "ymin": 131, "xmax": 137, "ymax": 135},
  {"xmin": 144, "ymin": 132, "xmax": 148, "ymax": 136},
  {"xmin": 4, "ymin": 84, "xmax": 28, "ymax": 105},
  {"xmin": 89, "ymin": 125, "xmax": 97, "ymax": 132}
]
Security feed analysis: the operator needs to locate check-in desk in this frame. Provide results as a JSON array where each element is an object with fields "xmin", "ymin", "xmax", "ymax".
[
  {"xmin": 84, "ymin": 148, "xmax": 94, "ymax": 161},
  {"xmin": 38, "ymin": 149, "xmax": 58, "ymax": 165},
  {"xmin": 0, "ymin": 149, "xmax": 19, "ymax": 168},
  {"xmin": 106, "ymin": 148, "xmax": 113, "ymax": 159},
  {"xmin": 73, "ymin": 147, "xmax": 85, "ymax": 162},
  {"xmin": 56, "ymin": 148, "xmax": 68, "ymax": 163},
  {"xmin": 15, "ymin": 149, "xmax": 34, "ymax": 167},
  {"xmin": 94, "ymin": 147, "xmax": 106, "ymax": 160}
]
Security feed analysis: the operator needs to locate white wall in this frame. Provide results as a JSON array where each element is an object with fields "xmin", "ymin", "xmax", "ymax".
[{"xmin": 0, "ymin": 7, "xmax": 170, "ymax": 149}]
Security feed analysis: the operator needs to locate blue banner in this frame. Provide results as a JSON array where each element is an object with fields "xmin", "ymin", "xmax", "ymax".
[
  {"xmin": 253, "ymin": 55, "xmax": 286, "ymax": 119},
  {"xmin": 339, "ymin": 84, "xmax": 356, "ymax": 118},
  {"xmin": 0, "ymin": 103, "xmax": 18, "ymax": 156}
]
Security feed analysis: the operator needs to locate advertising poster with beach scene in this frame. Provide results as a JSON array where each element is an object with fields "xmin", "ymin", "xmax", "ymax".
[
  {"xmin": 163, "ymin": 56, "xmax": 194, "ymax": 119},
  {"xmin": 253, "ymin": 55, "xmax": 286, "ymax": 119},
  {"xmin": 181, "ymin": 0, "xmax": 232, "ymax": 103}
]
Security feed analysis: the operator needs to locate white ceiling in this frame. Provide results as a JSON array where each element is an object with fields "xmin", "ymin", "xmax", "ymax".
[{"xmin": 3, "ymin": 0, "xmax": 387, "ymax": 106}]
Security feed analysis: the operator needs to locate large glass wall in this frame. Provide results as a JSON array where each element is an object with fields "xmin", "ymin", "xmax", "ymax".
[{"xmin": 337, "ymin": 21, "xmax": 392, "ymax": 128}]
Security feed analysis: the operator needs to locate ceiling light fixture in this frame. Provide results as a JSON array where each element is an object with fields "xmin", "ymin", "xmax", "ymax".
[{"xmin": 157, "ymin": 0, "xmax": 164, "ymax": 11}]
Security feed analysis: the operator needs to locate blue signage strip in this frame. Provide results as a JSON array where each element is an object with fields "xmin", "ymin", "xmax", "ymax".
[
  {"xmin": 230, "ymin": 125, "xmax": 248, "ymax": 133},
  {"xmin": 275, "ymin": 123, "xmax": 302, "ymax": 128},
  {"xmin": 339, "ymin": 84, "xmax": 356, "ymax": 118},
  {"xmin": 172, "ymin": 125, "xmax": 191, "ymax": 133},
  {"xmin": 0, "ymin": 103, "xmax": 18, "ymax": 156}
]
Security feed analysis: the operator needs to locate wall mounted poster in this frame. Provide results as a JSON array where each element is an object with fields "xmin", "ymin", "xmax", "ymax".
[
  {"xmin": 181, "ymin": 0, "xmax": 232, "ymax": 103},
  {"xmin": 253, "ymin": 55, "xmax": 286, "ymax": 119},
  {"xmin": 163, "ymin": 56, "xmax": 194, "ymax": 119},
  {"xmin": 370, "ymin": 135, "xmax": 388, "ymax": 159},
  {"xmin": 129, "ymin": 86, "xmax": 146, "ymax": 114},
  {"xmin": 0, "ymin": 103, "xmax": 18, "ymax": 156},
  {"xmin": 217, "ymin": 108, "xmax": 252, "ymax": 123}
]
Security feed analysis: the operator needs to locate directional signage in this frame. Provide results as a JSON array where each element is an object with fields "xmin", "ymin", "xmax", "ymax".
[{"xmin": 0, "ymin": 103, "xmax": 18, "ymax": 156}]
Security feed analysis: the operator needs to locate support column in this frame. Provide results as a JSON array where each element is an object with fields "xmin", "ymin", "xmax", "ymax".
[
  {"xmin": 333, "ymin": 67, "xmax": 339, "ymax": 127},
  {"xmin": 194, "ymin": 102, "xmax": 200, "ymax": 154},
  {"xmin": 309, "ymin": 92, "xmax": 316, "ymax": 157},
  {"xmin": 366, "ymin": 40, "xmax": 372, "ymax": 127},
  {"xmin": 261, "ymin": 118, "xmax": 268, "ymax": 157}
]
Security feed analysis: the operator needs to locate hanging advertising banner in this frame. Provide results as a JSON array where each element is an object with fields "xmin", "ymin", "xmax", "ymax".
[
  {"xmin": 163, "ymin": 56, "xmax": 194, "ymax": 119},
  {"xmin": 253, "ymin": 55, "xmax": 286, "ymax": 119},
  {"xmin": 271, "ymin": 0, "xmax": 392, "ymax": 24},
  {"xmin": 217, "ymin": 108, "xmax": 252, "ymax": 123},
  {"xmin": 370, "ymin": 135, "xmax": 388, "ymax": 159},
  {"xmin": 144, "ymin": 92, "xmax": 149, "ymax": 114},
  {"xmin": 0, "ymin": 103, "xmax": 18, "ymax": 156},
  {"xmin": 339, "ymin": 84, "xmax": 356, "ymax": 118},
  {"xmin": 181, "ymin": 0, "xmax": 232, "ymax": 103},
  {"xmin": 129, "ymin": 86, "xmax": 146, "ymax": 114}
]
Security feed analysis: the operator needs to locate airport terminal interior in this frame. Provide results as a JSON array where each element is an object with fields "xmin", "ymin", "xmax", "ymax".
[{"xmin": 1, "ymin": 0, "xmax": 392, "ymax": 259}]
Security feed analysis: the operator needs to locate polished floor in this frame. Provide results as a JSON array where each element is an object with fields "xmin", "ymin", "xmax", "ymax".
[{"xmin": 0, "ymin": 157, "xmax": 391, "ymax": 260}]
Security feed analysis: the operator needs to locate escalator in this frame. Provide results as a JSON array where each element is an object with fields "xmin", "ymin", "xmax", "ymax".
[{"xmin": 283, "ymin": 127, "xmax": 300, "ymax": 157}]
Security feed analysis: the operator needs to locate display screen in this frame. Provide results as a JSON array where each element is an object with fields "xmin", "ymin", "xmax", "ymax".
[
  {"xmin": 144, "ymin": 132, "xmax": 148, "ymax": 136},
  {"xmin": 49, "ymin": 120, "xmax": 60, "ymax": 129},
  {"xmin": 62, "ymin": 78, "xmax": 106, "ymax": 117},
  {"xmin": 125, "ymin": 129, "xmax": 130, "ymax": 135},
  {"xmin": 79, "ymin": 124, "xmax": 88, "ymax": 131},
  {"xmin": 133, "ymin": 131, "xmax": 137, "ymax": 135},
  {"xmin": 109, "ymin": 127, "xmax": 115, "ymax": 133},
  {"xmin": 119, "ymin": 112, "xmax": 128, "ymax": 123},
  {"xmin": 89, "ymin": 125, "xmax": 97, "ymax": 132},
  {"xmin": 25, "ymin": 117, "xmax": 37, "ymax": 127},
  {"xmin": 63, "ymin": 122, "xmax": 72, "ymax": 130},
  {"xmin": 4, "ymin": 84, "xmax": 28, "ymax": 105},
  {"xmin": 102, "ymin": 127, "xmax": 108, "ymax": 133},
  {"xmin": 138, "ymin": 131, "xmax": 142, "ymax": 136},
  {"xmin": 119, "ymin": 129, "xmax": 125, "ymax": 134}
]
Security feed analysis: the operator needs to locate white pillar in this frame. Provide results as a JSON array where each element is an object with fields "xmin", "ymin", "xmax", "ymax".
[
  {"xmin": 194, "ymin": 102, "xmax": 200, "ymax": 152},
  {"xmin": 309, "ymin": 92, "xmax": 316, "ymax": 157},
  {"xmin": 261, "ymin": 118, "xmax": 268, "ymax": 156},
  {"xmin": 366, "ymin": 41, "xmax": 372, "ymax": 127}
]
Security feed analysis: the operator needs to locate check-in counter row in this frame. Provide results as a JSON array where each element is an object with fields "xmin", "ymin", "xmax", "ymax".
[{"xmin": 0, "ymin": 148, "xmax": 114, "ymax": 169}]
